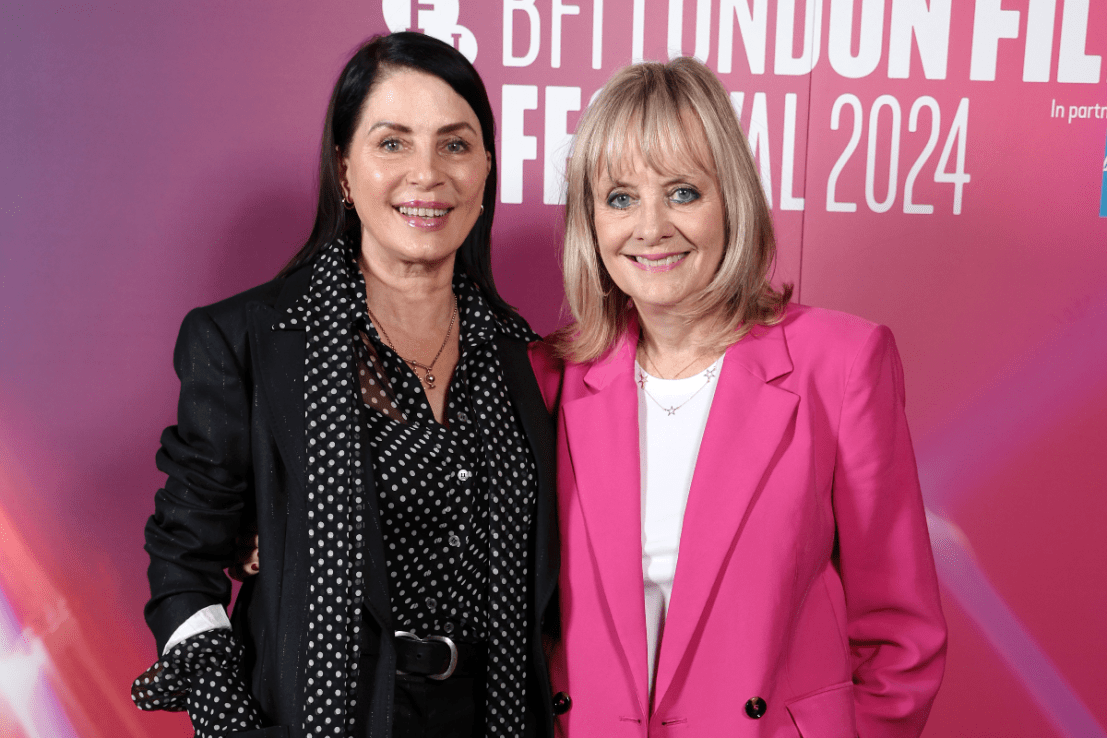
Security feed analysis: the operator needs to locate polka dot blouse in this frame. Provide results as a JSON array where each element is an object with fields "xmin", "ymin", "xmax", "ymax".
[{"xmin": 355, "ymin": 274, "xmax": 539, "ymax": 735}]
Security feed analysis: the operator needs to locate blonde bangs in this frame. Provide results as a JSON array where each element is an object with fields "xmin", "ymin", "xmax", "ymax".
[{"xmin": 599, "ymin": 108, "xmax": 715, "ymax": 186}]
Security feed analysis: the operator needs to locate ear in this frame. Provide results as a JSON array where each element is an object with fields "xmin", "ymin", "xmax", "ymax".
[{"xmin": 485, "ymin": 149, "xmax": 492, "ymax": 178}]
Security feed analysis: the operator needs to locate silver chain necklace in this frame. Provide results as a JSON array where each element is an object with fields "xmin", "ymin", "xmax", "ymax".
[{"xmin": 636, "ymin": 357, "xmax": 720, "ymax": 416}]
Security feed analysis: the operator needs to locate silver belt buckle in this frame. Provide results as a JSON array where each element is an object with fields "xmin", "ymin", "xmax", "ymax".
[{"xmin": 395, "ymin": 630, "xmax": 459, "ymax": 680}]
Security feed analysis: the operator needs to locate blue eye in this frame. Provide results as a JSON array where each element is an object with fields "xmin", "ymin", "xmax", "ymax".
[
  {"xmin": 606, "ymin": 192, "xmax": 632, "ymax": 209},
  {"xmin": 671, "ymin": 186, "xmax": 700, "ymax": 204},
  {"xmin": 444, "ymin": 138, "xmax": 470, "ymax": 153},
  {"xmin": 380, "ymin": 138, "xmax": 402, "ymax": 153}
]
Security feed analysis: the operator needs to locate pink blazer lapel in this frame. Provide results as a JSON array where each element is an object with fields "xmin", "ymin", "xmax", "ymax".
[
  {"xmin": 561, "ymin": 330, "xmax": 651, "ymax": 714},
  {"xmin": 652, "ymin": 324, "xmax": 798, "ymax": 710}
]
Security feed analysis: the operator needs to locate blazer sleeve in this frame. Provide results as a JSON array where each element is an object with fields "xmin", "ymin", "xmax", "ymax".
[
  {"xmin": 144, "ymin": 305, "xmax": 253, "ymax": 654},
  {"xmin": 832, "ymin": 325, "xmax": 947, "ymax": 737}
]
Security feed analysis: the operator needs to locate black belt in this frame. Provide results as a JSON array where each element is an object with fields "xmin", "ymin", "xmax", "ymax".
[{"xmin": 394, "ymin": 631, "xmax": 485, "ymax": 680}]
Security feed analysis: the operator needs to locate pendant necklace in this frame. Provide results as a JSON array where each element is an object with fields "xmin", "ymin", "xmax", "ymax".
[
  {"xmin": 637, "ymin": 351, "xmax": 720, "ymax": 416},
  {"xmin": 366, "ymin": 293, "xmax": 457, "ymax": 389}
]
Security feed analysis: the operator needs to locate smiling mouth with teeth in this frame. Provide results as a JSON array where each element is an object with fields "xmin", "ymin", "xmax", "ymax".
[
  {"xmin": 634, "ymin": 253, "xmax": 688, "ymax": 267},
  {"xmin": 397, "ymin": 205, "xmax": 451, "ymax": 218}
]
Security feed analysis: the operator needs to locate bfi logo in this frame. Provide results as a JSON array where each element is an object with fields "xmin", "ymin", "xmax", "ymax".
[{"xmin": 382, "ymin": 0, "xmax": 478, "ymax": 62}]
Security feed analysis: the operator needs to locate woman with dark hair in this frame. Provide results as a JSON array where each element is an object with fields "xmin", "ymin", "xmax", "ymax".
[{"xmin": 132, "ymin": 33, "xmax": 558, "ymax": 738}]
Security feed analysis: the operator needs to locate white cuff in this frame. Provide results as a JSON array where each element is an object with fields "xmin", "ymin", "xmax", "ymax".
[{"xmin": 163, "ymin": 604, "xmax": 232, "ymax": 655}]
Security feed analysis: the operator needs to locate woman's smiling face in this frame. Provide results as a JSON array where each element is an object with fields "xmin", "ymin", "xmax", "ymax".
[
  {"xmin": 592, "ymin": 138, "xmax": 726, "ymax": 317},
  {"xmin": 340, "ymin": 68, "xmax": 490, "ymax": 271}
]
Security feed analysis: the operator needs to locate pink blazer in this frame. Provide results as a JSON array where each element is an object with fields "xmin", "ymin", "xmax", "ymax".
[{"xmin": 530, "ymin": 304, "xmax": 946, "ymax": 738}]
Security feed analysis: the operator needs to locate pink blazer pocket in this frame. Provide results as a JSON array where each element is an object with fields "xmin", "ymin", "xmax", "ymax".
[{"xmin": 785, "ymin": 682, "xmax": 857, "ymax": 738}]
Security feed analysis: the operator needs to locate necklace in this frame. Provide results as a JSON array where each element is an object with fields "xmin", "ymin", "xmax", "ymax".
[
  {"xmin": 638, "ymin": 347, "xmax": 707, "ymax": 381},
  {"xmin": 366, "ymin": 294, "xmax": 457, "ymax": 389},
  {"xmin": 636, "ymin": 357, "xmax": 720, "ymax": 416}
]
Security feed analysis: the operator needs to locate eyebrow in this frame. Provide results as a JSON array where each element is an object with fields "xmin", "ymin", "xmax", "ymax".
[
  {"xmin": 661, "ymin": 175, "xmax": 702, "ymax": 186},
  {"xmin": 366, "ymin": 121, "xmax": 478, "ymax": 136},
  {"xmin": 602, "ymin": 173, "xmax": 704, "ymax": 188}
]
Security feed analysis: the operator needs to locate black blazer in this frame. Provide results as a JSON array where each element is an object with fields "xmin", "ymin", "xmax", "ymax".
[{"xmin": 144, "ymin": 264, "xmax": 559, "ymax": 738}]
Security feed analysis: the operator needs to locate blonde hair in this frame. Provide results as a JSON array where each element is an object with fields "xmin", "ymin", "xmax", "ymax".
[{"xmin": 551, "ymin": 57, "xmax": 791, "ymax": 362}]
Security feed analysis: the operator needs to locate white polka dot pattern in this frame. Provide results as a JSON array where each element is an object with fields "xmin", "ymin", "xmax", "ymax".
[
  {"xmin": 445, "ymin": 279, "xmax": 538, "ymax": 736},
  {"xmin": 279, "ymin": 240, "xmax": 539, "ymax": 736},
  {"xmin": 358, "ymin": 275, "xmax": 538, "ymax": 735},
  {"xmin": 131, "ymin": 630, "xmax": 263, "ymax": 736},
  {"xmin": 281, "ymin": 239, "xmax": 368, "ymax": 736},
  {"xmin": 359, "ymin": 342, "xmax": 490, "ymax": 644}
]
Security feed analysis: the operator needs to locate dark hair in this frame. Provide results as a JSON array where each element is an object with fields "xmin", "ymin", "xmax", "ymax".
[{"xmin": 280, "ymin": 32, "xmax": 513, "ymax": 315}]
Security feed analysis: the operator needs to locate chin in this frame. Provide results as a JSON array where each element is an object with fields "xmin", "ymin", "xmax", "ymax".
[{"xmin": 407, "ymin": 242, "xmax": 464, "ymax": 264}]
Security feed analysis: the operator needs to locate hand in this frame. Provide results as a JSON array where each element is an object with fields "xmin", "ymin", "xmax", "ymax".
[
  {"xmin": 185, "ymin": 648, "xmax": 263, "ymax": 737},
  {"xmin": 228, "ymin": 532, "xmax": 259, "ymax": 581},
  {"xmin": 132, "ymin": 631, "xmax": 263, "ymax": 736}
]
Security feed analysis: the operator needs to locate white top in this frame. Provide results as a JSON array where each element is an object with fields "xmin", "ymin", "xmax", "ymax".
[{"xmin": 636, "ymin": 356, "xmax": 723, "ymax": 694}]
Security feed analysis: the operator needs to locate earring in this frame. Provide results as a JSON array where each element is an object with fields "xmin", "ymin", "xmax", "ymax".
[
  {"xmin": 480, "ymin": 204, "xmax": 485, "ymax": 215},
  {"xmin": 341, "ymin": 191, "xmax": 355, "ymax": 210}
]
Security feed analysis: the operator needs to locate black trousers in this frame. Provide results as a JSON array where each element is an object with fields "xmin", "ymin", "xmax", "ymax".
[{"xmin": 390, "ymin": 672, "xmax": 486, "ymax": 738}]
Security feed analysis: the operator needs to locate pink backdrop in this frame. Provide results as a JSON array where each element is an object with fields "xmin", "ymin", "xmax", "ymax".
[{"xmin": 2, "ymin": 1, "xmax": 1105, "ymax": 736}]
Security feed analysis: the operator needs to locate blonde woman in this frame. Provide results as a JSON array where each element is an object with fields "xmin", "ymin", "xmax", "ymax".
[{"xmin": 531, "ymin": 58, "xmax": 946, "ymax": 736}]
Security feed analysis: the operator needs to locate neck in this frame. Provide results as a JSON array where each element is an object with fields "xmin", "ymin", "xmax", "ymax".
[
  {"xmin": 636, "ymin": 304, "xmax": 723, "ymax": 379},
  {"xmin": 358, "ymin": 249, "xmax": 456, "ymax": 332}
]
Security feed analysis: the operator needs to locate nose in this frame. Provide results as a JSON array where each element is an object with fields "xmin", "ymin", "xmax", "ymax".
[
  {"xmin": 409, "ymin": 145, "xmax": 445, "ymax": 189},
  {"xmin": 633, "ymin": 196, "xmax": 674, "ymax": 246}
]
